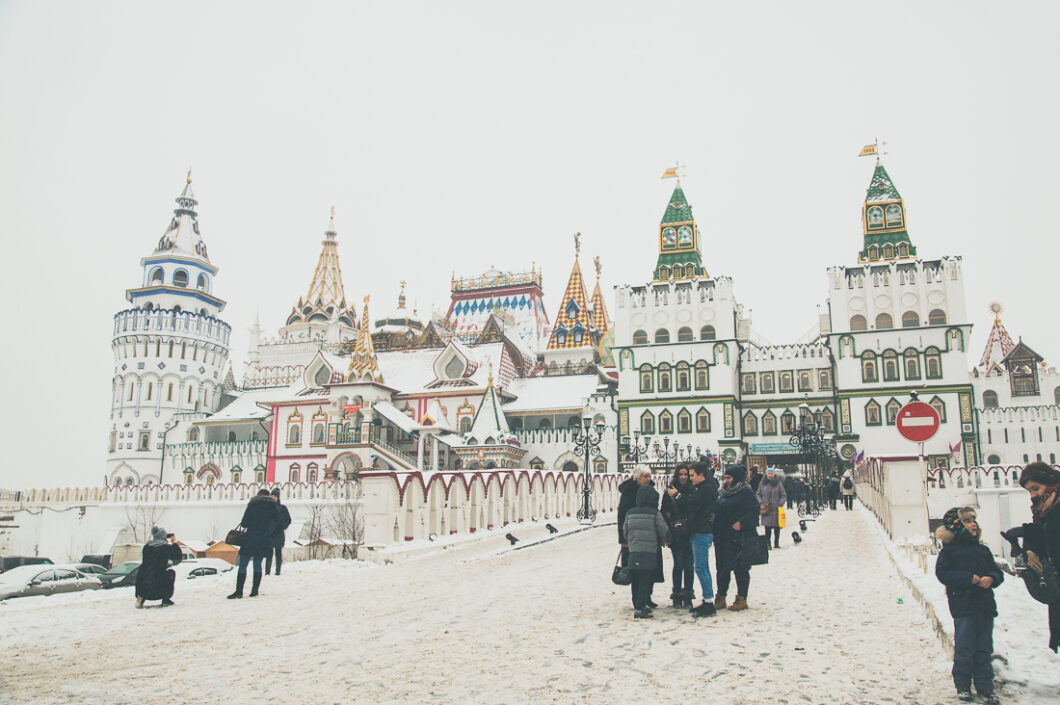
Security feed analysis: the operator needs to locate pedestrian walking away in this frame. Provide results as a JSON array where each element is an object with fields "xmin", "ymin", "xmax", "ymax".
[
  {"xmin": 1018, "ymin": 461, "xmax": 1060, "ymax": 653},
  {"xmin": 265, "ymin": 487, "xmax": 293, "ymax": 576},
  {"xmin": 713, "ymin": 465, "xmax": 760, "ymax": 612},
  {"xmin": 756, "ymin": 468, "xmax": 787, "ymax": 549},
  {"xmin": 134, "ymin": 526, "xmax": 182, "ymax": 608},
  {"xmin": 622, "ymin": 485, "xmax": 670, "ymax": 619},
  {"xmin": 935, "ymin": 506, "xmax": 1003, "ymax": 703},
  {"xmin": 662, "ymin": 463, "xmax": 694, "ymax": 608},
  {"xmin": 841, "ymin": 470, "xmax": 856, "ymax": 510},
  {"xmin": 826, "ymin": 472, "xmax": 840, "ymax": 510},
  {"xmin": 674, "ymin": 461, "xmax": 719, "ymax": 617},
  {"xmin": 228, "ymin": 488, "xmax": 280, "ymax": 599}
]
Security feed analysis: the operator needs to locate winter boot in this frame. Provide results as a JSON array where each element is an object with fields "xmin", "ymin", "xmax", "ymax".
[
  {"xmin": 672, "ymin": 592, "xmax": 682, "ymax": 609},
  {"xmin": 713, "ymin": 594, "xmax": 727, "ymax": 610},
  {"xmin": 633, "ymin": 609, "xmax": 653, "ymax": 619},
  {"xmin": 681, "ymin": 591, "xmax": 695, "ymax": 608},
  {"xmin": 729, "ymin": 595, "xmax": 749, "ymax": 611},
  {"xmin": 691, "ymin": 601, "xmax": 717, "ymax": 618},
  {"xmin": 249, "ymin": 572, "xmax": 262, "ymax": 597},
  {"xmin": 955, "ymin": 689, "xmax": 973, "ymax": 702},
  {"xmin": 274, "ymin": 555, "xmax": 282, "ymax": 576},
  {"xmin": 135, "ymin": 596, "xmax": 145, "ymax": 609},
  {"xmin": 980, "ymin": 695, "xmax": 999, "ymax": 705},
  {"xmin": 227, "ymin": 572, "xmax": 246, "ymax": 599}
]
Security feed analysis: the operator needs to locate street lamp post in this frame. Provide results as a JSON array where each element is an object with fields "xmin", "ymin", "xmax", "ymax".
[
  {"xmin": 788, "ymin": 402, "xmax": 835, "ymax": 517},
  {"xmin": 572, "ymin": 415, "xmax": 604, "ymax": 524},
  {"xmin": 623, "ymin": 430, "xmax": 652, "ymax": 468}
]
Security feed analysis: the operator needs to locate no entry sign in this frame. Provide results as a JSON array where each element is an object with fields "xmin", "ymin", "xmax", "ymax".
[{"xmin": 896, "ymin": 401, "xmax": 940, "ymax": 442}]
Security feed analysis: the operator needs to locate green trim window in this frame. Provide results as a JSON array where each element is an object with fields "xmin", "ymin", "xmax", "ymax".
[
  {"xmin": 741, "ymin": 373, "xmax": 756, "ymax": 394},
  {"xmin": 676, "ymin": 362, "xmax": 690, "ymax": 391},
  {"xmin": 797, "ymin": 370, "xmax": 813, "ymax": 392},
  {"xmin": 820, "ymin": 408, "xmax": 835, "ymax": 432},
  {"xmin": 639, "ymin": 364, "xmax": 653, "ymax": 393},
  {"xmin": 865, "ymin": 399, "xmax": 882, "ymax": 426},
  {"xmin": 882, "ymin": 350, "xmax": 899, "ymax": 382},
  {"xmin": 659, "ymin": 410, "xmax": 673, "ymax": 434},
  {"xmin": 861, "ymin": 352, "xmax": 878, "ymax": 383},
  {"xmin": 781, "ymin": 410, "xmax": 796, "ymax": 433},
  {"xmin": 700, "ymin": 325, "xmax": 716, "ymax": 341},
  {"xmin": 762, "ymin": 411, "xmax": 777, "ymax": 436},
  {"xmin": 742, "ymin": 412, "xmax": 758, "ymax": 436},
  {"xmin": 818, "ymin": 369, "xmax": 832, "ymax": 390},
  {"xmin": 640, "ymin": 410, "xmax": 655, "ymax": 435},
  {"xmin": 677, "ymin": 326, "xmax": 693, "ymax": 342},
  {"xmin": 658, "ymin": 363, "xmax": 672, "ymax": 392},
  {"xmin": 677, "ymin": 409, "xmax": 691, "ymax": 433},
  {"xmin": 925, "ymin": 347, "xmax": 942, "ymax": 379},
  {"xmin": 696, "ymin": 408, "xmax": 710, "ymax": 432},
  {"xmin": 760, "ymin": 372, "xmax": 775, "ymax": 393},
  {"xmin": 904, "ymin": 349, "xmax": 921, "ymax": 380},
  {"xmin": 886, "ymin": 398, "xmax": 901, "ymax": 425},
  {"xmin": 593, "ymin": 457, "xmax": 608, "ymax": 473},
  {"xmin": 982, "ymin": 390, "xmax": 998, "ymax": 408},
  {"xmin": 779, "ymin": 371, "xmax": 794, "ymax": 392},
  {"xmin": 929, "ymin": 396, "xmax": 946, "ymax": 422},
  {"xmin": 694, "ymin": 361, "xmax": 709, "ymax": 390},
  {"xmin": 655, "ymin": 329, "xmax": 670, "ymax": 344},
  {"xmin": 632, "ymin": 329, "xmax": 648, "ymax": 345}
]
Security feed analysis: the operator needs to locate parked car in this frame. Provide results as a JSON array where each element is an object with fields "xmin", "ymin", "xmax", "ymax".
[
  {"xmin": 0, "ymin": 565, "xmax": 102, "ymax": 600},
  {"xmin": 0, "ymin": 556, "xmax": 54, "ymax": 574},
  {"xmin": 55, "ymin": 562, "xmax": 109, "ymax": 576},
  {"xmin": 79, "ymin": 554, "xmax": 111, "ymax": 570},
  {"xmin": 97, "ymin": 561, "xmax": 140, "ymax": 589}
]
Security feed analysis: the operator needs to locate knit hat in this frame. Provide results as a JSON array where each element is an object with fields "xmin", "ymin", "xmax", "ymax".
[
  {"xmin": 151, "ymin": 526, "xmax": 167, "ymax": 541},
  {"xmin": 724, "ymin": 465, "xmax": 747, "ymax": 483},
  {"xmin": 941, "ymin": 507, "xmax": 976, "ymax": 537},
  {"xmin": 270, "ymin": 487, "xmax": 281, "ymax": 499},
  {"xmin": 635, "ymin": 484, "xmax": 659, "ymax": 508}
]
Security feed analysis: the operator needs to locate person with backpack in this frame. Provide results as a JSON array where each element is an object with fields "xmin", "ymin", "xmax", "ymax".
[{"xmin": 841, "ymin": 470, "xmax": 856, "ymax": 510}]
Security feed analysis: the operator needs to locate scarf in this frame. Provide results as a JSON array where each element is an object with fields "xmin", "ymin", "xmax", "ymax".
[{"xmin": 720, "ymin": 480, "xmax": 749, "ymax": 498}]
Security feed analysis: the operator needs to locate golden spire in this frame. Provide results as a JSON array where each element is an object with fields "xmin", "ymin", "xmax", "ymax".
[
  {"xmin": 347, "ymin": 295, "xmax": 382, "ymax": 382},
  {"xmin": 186, "ymin": 167, "xmax": 192, "ymax": 184},
  {"xmin": 305, "ymin": 207, "xmax": 347, "ymax": 304}
]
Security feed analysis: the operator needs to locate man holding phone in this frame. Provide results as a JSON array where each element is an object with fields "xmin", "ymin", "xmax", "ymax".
[{"xmin": 134, "ymin": 525, "xmax": 183, "ymax": 608}]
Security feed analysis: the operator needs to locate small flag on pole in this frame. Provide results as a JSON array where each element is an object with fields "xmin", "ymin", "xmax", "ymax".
[
  {"xmin": 858, "ymin": 144, "xmax": 877, "ymax": 157},
  {"xmin": 948, "ymin": 440, "xmax": 962, "ymax": 460},
  {"xmin": 661, "ymin": 167, "xmax": 679, "ymax": 179},
  {"xmin": 853, "ymin": 449, "xmax": 865, "ymax": 467}
]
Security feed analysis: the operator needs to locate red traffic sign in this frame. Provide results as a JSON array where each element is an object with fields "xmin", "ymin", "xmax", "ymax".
[{"xmin": 896, "ymin": 401, "xmax": 940, "ymax": 442}]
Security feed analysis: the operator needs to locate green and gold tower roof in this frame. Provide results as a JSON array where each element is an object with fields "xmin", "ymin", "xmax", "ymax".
[
  {"xmin": 654, "ymin": 183, "xmax": 706, "ymax": 281},
  {"xmin": 858, "ymin": 163, "xmax": 917, "ymax": 263}
]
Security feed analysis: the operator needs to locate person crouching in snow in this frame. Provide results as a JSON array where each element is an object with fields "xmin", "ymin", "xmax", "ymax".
[
  {"xmin": 622, "ymin": 485, "xmax": 670, "ymax": 619},
  {"xmin": 934, "ymin": 507, "xmax": 1003, "ymax": 704}
]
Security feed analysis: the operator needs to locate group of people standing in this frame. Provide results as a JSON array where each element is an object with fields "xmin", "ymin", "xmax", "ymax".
[
  {"xmin": 227, "ymin": 487, "xmax": 292, "ymax": 599},
  {"xmin": 618, "ymin": 462, "xmax": 761, "ymax": 619}
]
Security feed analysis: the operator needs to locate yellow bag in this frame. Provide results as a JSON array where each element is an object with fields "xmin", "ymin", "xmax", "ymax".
[{"xmin": 777, "ymin": 505, "xmax": 786, "ymax": 529}]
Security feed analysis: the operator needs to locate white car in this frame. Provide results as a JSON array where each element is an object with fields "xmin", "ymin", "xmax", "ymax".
[
  {"xmin": 0, "ymin": 565, "xmax": 102, "ymax": 600},
  {"xmin": 172, "ymin": 558, "xmax": 234, "ymax": 580}
]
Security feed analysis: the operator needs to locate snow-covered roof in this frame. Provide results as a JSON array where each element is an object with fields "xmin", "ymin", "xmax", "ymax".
[
  {"xmin": 373, "ymin": 400, "xmax": 418, "ymax": 435},
  {"xmin": 201, "ymin": 387, "xmax": 275, "ymax": 422},
  {"xmin": 377, "ymin": 342, "xmax": 509, "ymax": 395},
  {"xmin": 502, "ymin": 375, "xmax": 599, "ymax": 413}
]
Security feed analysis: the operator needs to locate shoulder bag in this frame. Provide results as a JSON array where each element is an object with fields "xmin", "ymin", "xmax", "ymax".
[
  {"xmin": 611, "ymin": 550, "xmax": 631, "ymax": 586},
  {"xmin": 225, "ymin": 525, "xmax": 246, "ymax": 547},
  {"xmin": 735, "ymin": 531, "xmax": 770, "ymax": 567}
]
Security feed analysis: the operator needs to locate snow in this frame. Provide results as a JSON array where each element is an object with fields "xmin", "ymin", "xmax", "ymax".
[
  {"xmin": 205, "ymin": 387, "xmax": 275, "ymax": 421},
  {"xmin": 1, "ymin": 508, "xmax": 1057, "ymax": 704},
  {"xmin": 503, "ymin": 374, "xmax": 601, "ymax": 412}
]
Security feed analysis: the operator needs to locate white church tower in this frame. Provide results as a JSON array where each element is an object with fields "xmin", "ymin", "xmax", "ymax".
[{"xmin": 106, "ymin": 172, "xmax": 231, "ymax": 485}]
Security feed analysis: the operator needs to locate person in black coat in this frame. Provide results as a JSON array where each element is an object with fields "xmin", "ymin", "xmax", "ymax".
[
  {"xmin": 826, "ymin": 472, "xmax": 841, "ymax": 510},
  {"xmin": 935, "ymin": 507, "xmax": 1003, "ymax": 702},
  {"xmin": 1019, "ymin": 461, "xmax": 1060, "ymax": 653},
  {"xmin": 228, "ymin": 489, "xmax": 280, "ymax": 599},
  {"xmin": 265, "ymin": 487, "xmax": 293, "ymax": 576},
  {"xmin": 673, "ymin": 461, "xmax": 719, "ymax": 616},
  {"xmin": 661, "ymin": 463, "xmax": 694, "ymax": 608},
  {"xmin": 135, "ymin": 525, "xmax": 182, "ymax": 608},
  {"xmin": 617, "ymin": 466, "xmax": 652, "ymax": 565},
  {"xmin": 747, "ymin": 465, "xmax": 762, "ymax": 493},
  {"xmin": 713, "ymin": 465, "xmax": 760, "ymax": 611}
]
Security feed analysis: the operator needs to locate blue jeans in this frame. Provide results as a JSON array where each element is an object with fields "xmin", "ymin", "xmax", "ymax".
[
  {"xmin": 952, "ymin": 614, "xmax": 994, "ymax": 694},
  {"xmin": 237, "ymin": 552, "xmax": 265, "ymax": 576},
  {"xmin": 690, "ymin": 533, "xmax": 714, "ymax": 600}
]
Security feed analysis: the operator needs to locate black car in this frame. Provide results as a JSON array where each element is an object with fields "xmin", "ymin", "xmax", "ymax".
[
  {"xmin": 97, "ymin": 562, "xmax": 140, "ymax": 588},
  {"xmin": 0, "ymin": 556, "xmax": 54, "ymax": 573}
]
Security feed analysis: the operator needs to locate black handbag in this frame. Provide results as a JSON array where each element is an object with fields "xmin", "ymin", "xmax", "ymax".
[
  {"xmin": 225, "ymin": 525, "xmax": 246, "ymax": 547},
  {"xmin": 1028, "ymin": 526, "xmax": 1060, "ymax": 605},
  {"xmin": 611, "ymin": 550, "xmax": 631, "ymax": 586},
  {"xmin": 671, "ymin": 519, "xmax": 690, "ymax": 542},
  {"xmin": 736, "ymin": 532, "xmax": 770, "ymax": 567}
]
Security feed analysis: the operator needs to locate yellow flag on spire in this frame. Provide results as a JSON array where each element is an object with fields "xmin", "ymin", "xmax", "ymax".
[
  {"xmin": 858, "ymin": 144, "xmax": 877, "ymax": 157},
  {"xmin": 661, "ymin": 167, "xmax": 679, "ymax": 179}
]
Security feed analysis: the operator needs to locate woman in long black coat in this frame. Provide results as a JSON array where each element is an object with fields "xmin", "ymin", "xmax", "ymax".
[
  {"xmin": 713, "ymin": 465, "xmax": 760, "ymax": 611},
  {"xmin": 1019, "ymin": 461, "xmax": 1060, "ymax": 652},
  {"xmin": 227, "ymin": 489, "xmax": 279, "ymax": 599}
]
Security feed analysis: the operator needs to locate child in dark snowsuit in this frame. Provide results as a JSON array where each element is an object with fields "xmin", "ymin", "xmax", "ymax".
[{"xmin": 934, "ymin": 506, "xmax": 1003, "ymax": 704}]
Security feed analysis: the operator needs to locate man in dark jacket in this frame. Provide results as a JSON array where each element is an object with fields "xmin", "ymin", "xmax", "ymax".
[
  {"xmin": 673, "ymin": 461, "xmax": 718, "ymax": 617},
  {"xmin": 747, "ymin": 465, "xmax": 762, "ymax": 493},
  {"xmin": 135, "ymin": 526, "xmax": 182, "ymax": 608},
  {"xmin": 228, "ymin": 489, "xmax": 280, "ymax": 599},
  {"xmin": 265, "ymin": 487, "xmax": 293, "ymax": 576},
  {"xmin": 826, "ymin": 473, "xmax": 841, "ymax": 510}
]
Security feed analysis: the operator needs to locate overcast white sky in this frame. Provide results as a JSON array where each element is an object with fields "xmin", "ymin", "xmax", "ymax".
[{"xmin": 1, "ymin": 1, "xmax": 1058, "ymax": 490}]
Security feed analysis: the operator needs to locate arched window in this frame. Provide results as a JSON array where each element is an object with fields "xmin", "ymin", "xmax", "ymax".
[
  {"xmin": 897, "ymin": 243, "xmax": 909, "ymax": 258},
  {"xmin": 929, "ymin": 397, "xmax": 946, "ymax": 422},
  {"xmin": 593, "ymin": 457, "xmax": 608, "ymax": 473},
  {"xmin": 554, "ymin": 329, "xmax": 566, "ymax": 347},
  {"xmin": 901, "ymin": 311, "xmax": 920, "ymax": 328},
  {"xmin": 677, "ymin": 409, "xmax": 692, "ymax": 433},
  {"xmin": 865, "ymin": 400, "xmax": 881, "ymax": 425},
  {"xmin": 255, "ymin": 469, "xmax": 265, "ymax": 483},
  {"xmin": 886, "ymin": 399, "xmax": 901, "ymax": 424},
  {"xmin": 655, "ymin": 328, "xmax": 670, "ymax": 344},
  {"xmin": 849, "ymin": 315, "xmax": 867, "ymax": 331},
  {"xmin": 781, "ymin": 410, "xmax": 796, "ymax": 434},
  {"xmin": 986, "ymin": 454, "xmax": 1001, "ymax": 465},
  {"xmin": 886, "ymin": 204, "xmax": 903, "ymax": 226},
  {"xmin": 658, "ymin": 266, "xmax": 670, "ymax": 279},
  {"xmin": 677, "ymin": 326, "xmax": 693, "ymax": 342},
  {"xmin": 313, "ymin": 424, "xmax": 325, "ymax": 444},
  {"xmin": 639, "ymin": 364, "xmax": 654, "ymax": 393},
  {"xmin": 700, "ymin": 325, "xmax": 716, "ymax": 341},
  {"xmin": 187, "ymin": 427, "xmax": 199, "ymax": 442},
  {"xmin": 231, "ymin": 470, "xmax": 241, "ymax": 484},
  {"xmin": 1055, "ymin": 386, "xmax": 1060, "ymax": 405},
  {"xmin": 867, "ymin": 245, "xmax": 879, "ymax": 260},
  {"xmin": 928, "ymin": 309, "xmax": 947, "ymax": 325},
  {"xmin": 882, "ymin": 350, "xmax": 899, "ymax": 381},
  {"xmin": 982, "ymin": 390, "xmax": 999, "ymax": 408},
  {"xmin": 883, "ymin": 244, "xmax": 894, "ymax": 259},
  {"xmin": 742, "ymin": 412, "xmax": 758, "ymax": 436},
  {"xmin": 150, "ymin": 267, "xmax": 164, "ymax": 285},
  {"xmin": 659, "ymin": 410, "xmax": 673, "ymax": 434},
  {"xmin": 694, "ymin": 361, "xmax": 708, "ymax": 390},
  {"xmin": 632, "ymin": 329, "xmax": 648, "ymax": 345},
  {"xmin": 762, "ymin": 411, "xmax": 777, "ymax": 436},
  {"xmin": 183, "ymin": 469, "xmax": 194, "ymax": 484},
  {"xmin": 197, "ymin": 274, "xmax": 208, "ymax": 292},
  {"xmin": 658, "ymin": 363, "xmax": 672, "ymax": 392},
  {"xmin": 925, "ymin": 347, "xmax": 942, "ymax": 379},
  {"xmin": 875, "ymin": 313, "xmax": 893, "ymax": 330},
  {"xmin": 538, "ymin": 418, "xmax": 552, "ymax": 429},
  {"xmin": 173, "ymin": 270, "xmax": 189, "ymax": 288},
  {"xmin": 867, "ymin": 206, "xmax": 884, "ymax": 228},
  {"xmin": 675, "ymin": 362, "xmax": 690, "ymax": 391},
  {"xmin": 145, "ymin": 383, "xmax": 153, "ymax": 401},
  {"xmin": 289, "ymin": 465, "xmax": 300, "ymax": 483},
  {"xmin": 307, "ymin": 464, "xmax": 318, "ymax": 482},
  {"xmin": 861, "ymin": 351, "xmax": 878, "ymax": 382},
  {"xmin": 696, "ymin": 408, "xmax": 710, "ymax": 432},
  {"xmin": 459, "ymin": 416, "xmax": 472, "ymax": 433},
  {"xmin": 820, "ymin": 408, "xmax": 835, "ymax": 432},
  {"xmin": 903, "ymin": 349, "xmax": 921, "ymax": 380},
  {"xmin": 288, "ymin": 424, "xmax": 301, "ymax": 445},
  {"xmin": 640, "ymin": 411, "xmax": 655, "ymax": 435}
]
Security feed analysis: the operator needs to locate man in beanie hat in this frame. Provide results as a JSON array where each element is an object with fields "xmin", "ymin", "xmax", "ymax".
[
  {"xmin": 134, "ymin": 525, "xmax": 182, "ymax": 609},
  {"xmin": 1019, "ymin": 461, "xmax": 1060, "ymax": 652},
  {"xmin": 265, "ymin": 487, "xmax": 292, "ymax": 576},
  {"xmin": 712, "ymin": 465, "xmax": 760, "ymax": 612},
  {"xmin": 935, "ymin": 506, "xmax": 1003, "ymax": 703}
]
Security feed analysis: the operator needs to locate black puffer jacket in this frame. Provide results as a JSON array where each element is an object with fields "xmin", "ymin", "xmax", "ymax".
[
  {"xmin": 239, "ymin": 494, "xmax": 280, "ymax": 557},
  {"xmin": 934, "ymin": 525, "xmax": 1004, "ymax": 617},
  {"xmin": 675, "ymin": 479, "xmax": 717, "ymax": 535}
]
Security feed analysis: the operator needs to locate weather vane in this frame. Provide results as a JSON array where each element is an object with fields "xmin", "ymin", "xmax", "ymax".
[
  {"xmin": 661, "ymin": 162, "xmax": 685, "ymax": 180},
  {"xmin": 594, "ymin": 255, "xmax": 601, "ymax": 278},
  {"xmin": 989, "ymin": 301, "xmax": 1003, "ymax": 319},
  {"xmin": 858, "ymin": 139, "xmax": 888, "ymax": 163},
  {"xmin": 574, "ymin": 231, "xmax": 581, "ymax": 259},
  {"xmin": 186, "ymin": 167, "xmax": 192, "ymax": 183}
]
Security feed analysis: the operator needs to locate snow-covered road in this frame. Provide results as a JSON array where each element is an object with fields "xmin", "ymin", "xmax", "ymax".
[{"xmin": 2, "ymin": 507, "xmax": 963, "ymax": 704}]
